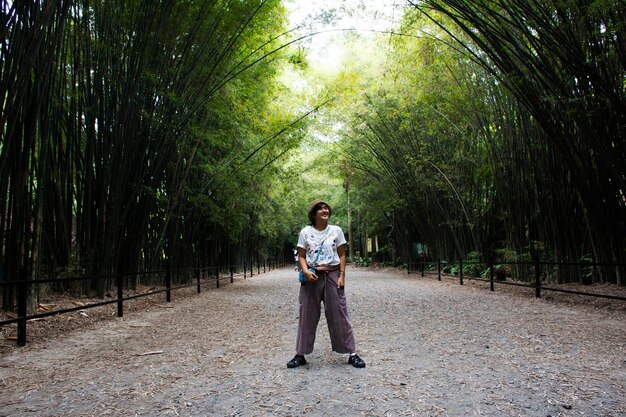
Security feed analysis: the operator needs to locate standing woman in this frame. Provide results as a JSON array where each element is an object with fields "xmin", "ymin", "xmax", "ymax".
[{"xmin": 287, "ymin": 200, "xmax": 366, "ymax": 368}]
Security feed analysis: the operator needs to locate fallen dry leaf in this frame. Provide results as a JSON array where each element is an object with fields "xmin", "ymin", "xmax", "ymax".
[{"xmin": 136, "ymin": 350, "xmax": 164, "ymax": 356}]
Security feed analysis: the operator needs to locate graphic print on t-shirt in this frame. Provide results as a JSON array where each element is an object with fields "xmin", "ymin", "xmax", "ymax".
[{"xmin": 297, "ymin": 225, "xmax": 347, "ymax": 267}]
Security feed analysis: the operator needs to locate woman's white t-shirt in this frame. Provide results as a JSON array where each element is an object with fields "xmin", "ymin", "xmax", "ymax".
[{"xmin": 297, "ymin": 225, "xmax": 347, "ymax": 268}]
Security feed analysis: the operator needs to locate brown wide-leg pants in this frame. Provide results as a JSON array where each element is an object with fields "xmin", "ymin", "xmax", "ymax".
[{"xmin": 295, "ymin": 269, "xmax": 356, "ymax": 355}]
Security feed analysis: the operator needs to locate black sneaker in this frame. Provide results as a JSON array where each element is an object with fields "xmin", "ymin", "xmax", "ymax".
[
  {"xmin": 348, "ymin": 354, "xmax": 366, "ymax": 368},
  {"xmin": 287, "ymin": 355, "xmax": 306, "ymax": 368}
]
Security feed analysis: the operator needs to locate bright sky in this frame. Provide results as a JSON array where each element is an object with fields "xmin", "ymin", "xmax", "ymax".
[
  {"xmin": 281, "ymin": 1, "xmax": 406, "ymax": 143},
  {"xmin": 285, "ymin": 0, "xmax": 404, "ymax": 72}
]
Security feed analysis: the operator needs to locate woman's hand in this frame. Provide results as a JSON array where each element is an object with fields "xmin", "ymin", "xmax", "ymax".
[
  {"xmin": 338, "ymin": 273, "xmax": 345, "ymax": 289},
  {"xmin": 297, "ymin": 247, "xmax": 317, "ymax": 281},
  {"xmin": 306, "ymin": 269, "xmax": 319, "ymax": 282}
]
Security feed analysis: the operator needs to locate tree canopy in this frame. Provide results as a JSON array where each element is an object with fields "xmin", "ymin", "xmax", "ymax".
[{"xmin": 1, "ymin": 0, "xmax": 624, "ymax": 307}]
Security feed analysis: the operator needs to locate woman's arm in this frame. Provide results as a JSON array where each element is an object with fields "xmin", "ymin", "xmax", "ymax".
[{"xmin": 337, "ymin": 244, "xmax": 346, "ymax": 288}]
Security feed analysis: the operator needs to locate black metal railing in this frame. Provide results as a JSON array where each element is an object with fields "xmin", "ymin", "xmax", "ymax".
[
  {"xmin": 408, "ymin": 257, "xmax": 626, "ymax": 302},
  {"xmin": 0, "ymin": 258, "xmax": 285, "ymax": 347}
]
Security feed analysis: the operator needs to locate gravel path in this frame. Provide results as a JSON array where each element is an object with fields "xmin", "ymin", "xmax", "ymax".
[{"xmin": 0, "ymin": 267, "xmax": 624, "ymax": 416}]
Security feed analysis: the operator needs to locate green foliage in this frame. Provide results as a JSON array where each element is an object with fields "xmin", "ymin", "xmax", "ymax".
[
  {"xmin": 352, "ymin": 256, "xmax": 373, "ymax": 268},
  {"xmin": 0, "ymin": 0, "xmax": 303, "ymax": 294},
  {"xmin": 411, "ymin": 0, "xmax": 626, "ymax": 283},
  {"xmin": 464, "ymin": 251, "xmax": 484, "ymax": 277},
  {"xmin": 3, "ymin": 0, "xmax": 624, "ymax": 301},
  {"xmin": 312, "ymin": 1, "xmax": 626, "ymax": 285},
  {"xmin": 330, "ymin": 12, "xmax": 490, "ymax": 261}
]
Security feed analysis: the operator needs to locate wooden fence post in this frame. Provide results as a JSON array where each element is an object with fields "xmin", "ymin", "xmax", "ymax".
[
  {"xmin": 166, "ymin": 269, "xmax": 172, "ymax": 302},
  {"xmin": 117, "ymin": 273, "xmax": 124, "ymax": 317},
  {"xmin": 17, "ymin": 268, "xmax": 27, "ymax": 347},
  {"xmin": 437, "ymin": 258, "xmax": 441, "ymax": 281},
  {"xmin": 489, "ymin": 256, "xmax": 495, "ymax": 291},
  {"xmin": 534, "ymin": 252, "xmax": 541, "ymax": 298}
]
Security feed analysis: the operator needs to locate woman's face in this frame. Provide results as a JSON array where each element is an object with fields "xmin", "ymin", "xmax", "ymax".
[{"xmin": 314, "ymin": 204, "xmax": 331, "ymax": 224}]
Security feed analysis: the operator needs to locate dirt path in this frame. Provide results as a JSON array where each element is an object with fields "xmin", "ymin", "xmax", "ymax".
[{"xmin": 0, "ymin": 267, "xmax": 624, "ymax": 416}]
